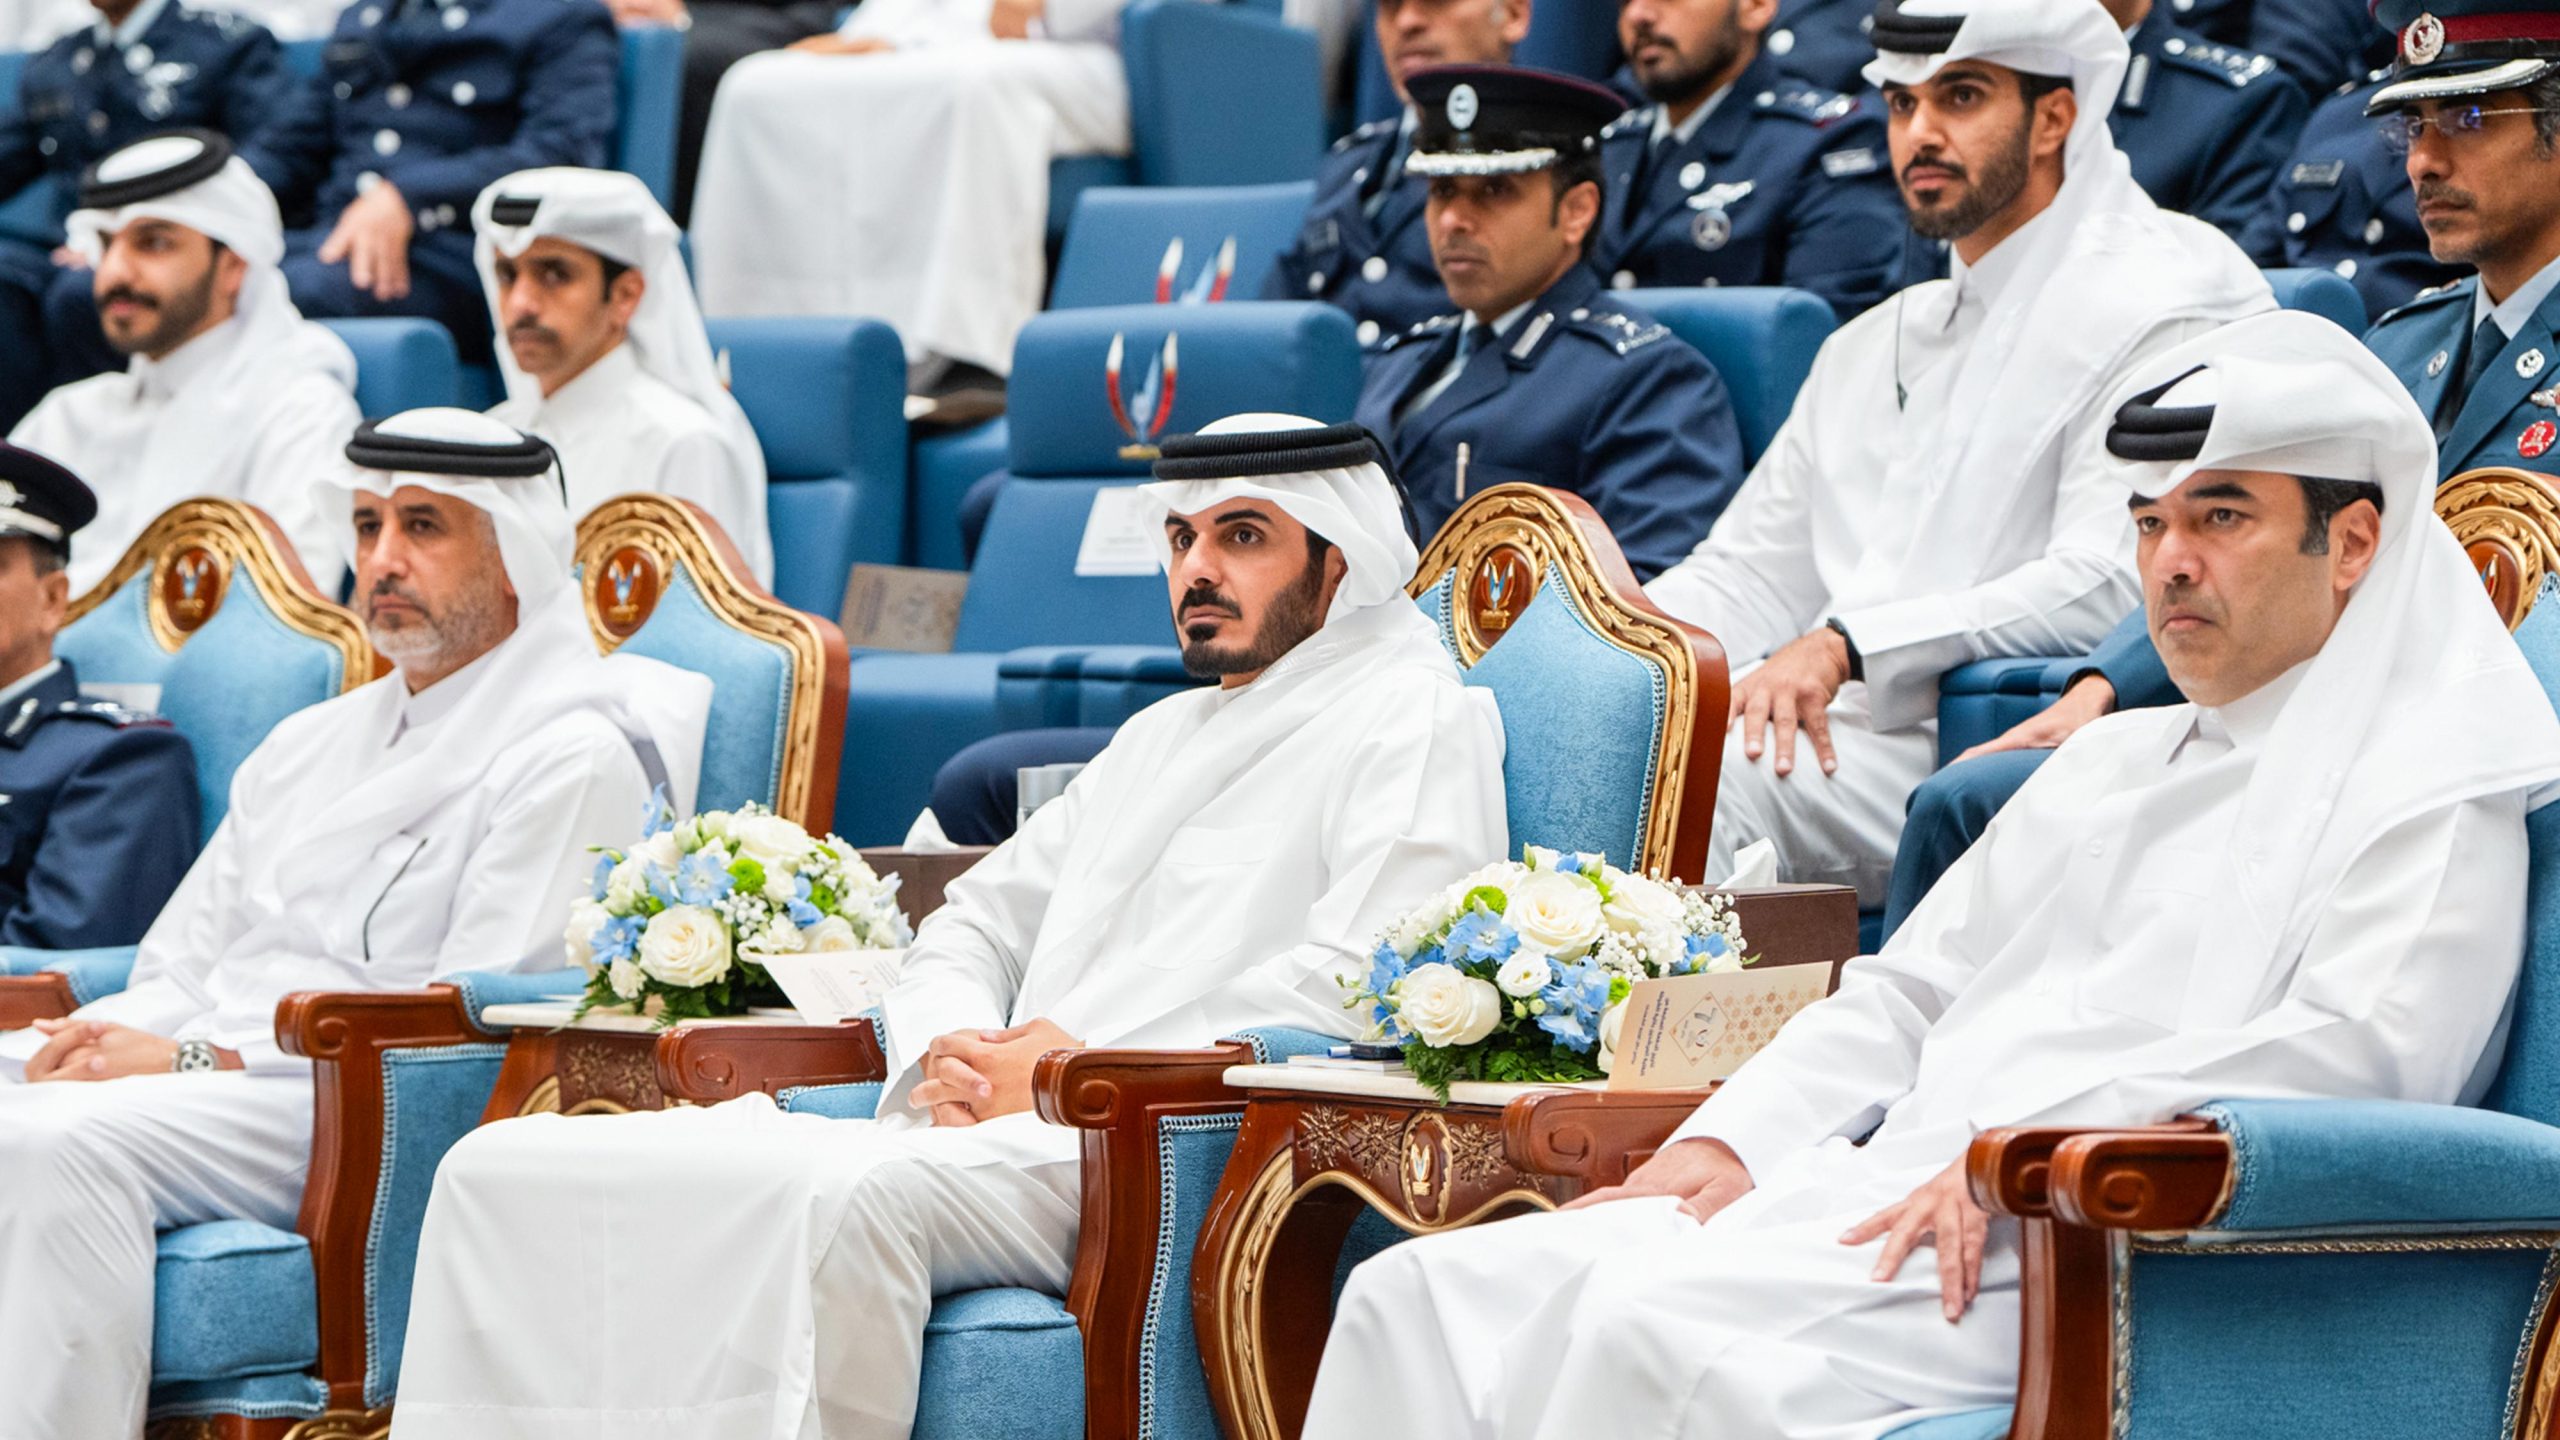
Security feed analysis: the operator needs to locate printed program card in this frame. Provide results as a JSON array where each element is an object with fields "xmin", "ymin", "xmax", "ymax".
[
  {"xmin": 1605, "ymin": 964, "xmax": 1832, "ymax": 1090},
  {"xmin": 759, "ymin": 948, "xmax": 908, "ymax": 1026}
]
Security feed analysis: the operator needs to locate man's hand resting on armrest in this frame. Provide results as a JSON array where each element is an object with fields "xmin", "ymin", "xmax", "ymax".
[
  {"xmin": 1560, "ymin": 1135, "xmax": 1755, "ymax": 1223},
  {"xmin": 1953, "ymin": 671, "xmax": 2117, "ymax": 763},
  {"xmin": 908, "ymin": 1017, "xmax": 1083, "ymax": 1125},
  {"xmin": 25, "ymin": 1020, "xmax": 241, "ymax": 1081}
]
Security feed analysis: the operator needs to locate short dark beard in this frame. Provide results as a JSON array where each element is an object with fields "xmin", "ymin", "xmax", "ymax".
[
  {"xmin": 1177, "ymin": 544, "xmax": 1330, "ymax": 679},
  {"xmin": 1631, "ymin": 7, "xmax": 1746, "ymax": 110},
  {"xmin": 102, "ymin": 259, "xmax": 219, "ymax": 360},
  {"xmin": 1903, "ymin": 101, "xmax": 2035, "ymax": 241}
]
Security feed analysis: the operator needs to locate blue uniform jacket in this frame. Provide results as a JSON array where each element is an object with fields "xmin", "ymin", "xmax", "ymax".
[
  {"xmin": 2238, "ymin": 73, "xmax": 2459, "ymax": 323},
  {"xmin": 243, "ymin": 0, "xmax": 615, "ymax": 236},
  {"xmin": 1592, "ymin": 51, "xmax": 1904, "ymax": 321},
  {"xmin": 2111, "ymin": 9, "xmax": 2307, "ymax": 240},
  {"xmin": 0, "ymin": 3, "xmax": 286, "ymax": 230},
  {"xmin": 2368, "ymin": 276, "xmax": 2560, "ymax": 482},
  {"xmin": 1262, "ymin": 115, "xmax": 1443, "ymax": 349},
  {"xmin": 0, "ymin": 661, "xmax": 197, "ymax": 950},
  {"xmin": 1758, "ymin": 0, "xmax": 1877, "ymax": 96},
  {"xmin": 1355, "ymin": 265, "xmax": 1746, "ymax": 581},
  {"xmin": 2249, "ymin": 0, "xmax": 2396, "ymax": 97}
]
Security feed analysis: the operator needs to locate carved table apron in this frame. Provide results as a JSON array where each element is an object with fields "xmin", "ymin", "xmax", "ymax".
[{"xmin": 473, "ymin": 1003, "xmax": 813, "ymax": 1120}]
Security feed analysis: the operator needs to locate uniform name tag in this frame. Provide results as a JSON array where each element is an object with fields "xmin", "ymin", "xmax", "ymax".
[
  {"xmin": 2290, "ymin": 160, "xmax": 2346, "ymax": 188},
  {"xmin": 1820, "ymin": 147, "xmax": 1878, "ymax": 178}
]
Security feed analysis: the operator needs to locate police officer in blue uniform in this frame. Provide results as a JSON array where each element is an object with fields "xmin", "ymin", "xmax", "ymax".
[
  {"xmin": 2250, "ymin": 0, "xmax": 2397, "ymax": 97},
  {"xmin": 1593, "ymin": 0, "xmax": 1904, "ymax": 320},
  {"xmin": 2239, "ymin": 70, "xmax": 2461, "ymax": 322},
  {"xmin": 0, "ymin": 0, "xmax": 287, "ymax": 424},
  {"xmin": 237, "ymin": 0, "xmax": 618, "ymax": 359},
  {"xmin": 1263, "ymin": 0, "xmax": 1527, "ymax": 347},
  {"xmin": 1883, "ymin": 0, "xmax": 2560, "ymax": 940},
  {"xmin": 1357, "ymin": 65, "xmax": 1745, "ymax": 581},
  {"xmin": 2108, "ymin": 0, "xmax": 2307, "ymax": 240},
  {"xmin": 0, "ymin": 444, "xmax": 198, "ymax": 949}
]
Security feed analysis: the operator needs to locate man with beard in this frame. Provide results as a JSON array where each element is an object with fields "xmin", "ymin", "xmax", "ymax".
[
  {"xmin": 1638, "ymin": 0, "xmax": 2271, "ymax": 906},
  {"xmin": 10, "ymin": 130, "xmax": 360, "ymax": 593},
  {"xmin": 386, "ymin": 415, "xmax": 1509, "ymax": 1440},
  {"xmin": 473, "ymin": 168, "xmax": 772, "ymax": 583},
  {"xmin": 1265, "ymin": 0, "xmax": 1533, "ymax": 347},
  {"xmin": 1591, "ymin": 0, "xmax": 1906, "ymax": 321},
  {"xmin": 0, "ymin": 409, "xmax": 710, "ymax": 1439}
]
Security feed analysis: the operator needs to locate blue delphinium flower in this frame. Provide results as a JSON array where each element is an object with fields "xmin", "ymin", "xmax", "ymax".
[
  {"xmin": 1535, "ymin": 957, "xmax": 1615, "ymax": 1053},
  {"xmin": 645, "ymin": 862, "xmax": 680, "ymax": 908},
  {"xmin": 676, "ymin": 851, "xmax": 734, "ymax": 907},
  {"xmin": 638, "ymin": 784, "xmax": 673, "ymax": 839},
  {"xmin": 1443, "ymin": 910, "xmax": 1518, "ymax": 966},
  {"xmin": 785, "ymin": 874, "xmax": 823, "ymax": 927},
  {"xmin": 593, "ymin": 915, "xmax": 644, "ymax": 966},
  {"xmin": 1535, "ymin": 1006, "xmax": 1591, "ymax": 1047},
  {"xmin": 1367, "ymin": 940, "xmax": 1407, "ymax": 997},
  {"xmin": 590, "ymin": 852, "xmax": 616, "ymax": 900}
]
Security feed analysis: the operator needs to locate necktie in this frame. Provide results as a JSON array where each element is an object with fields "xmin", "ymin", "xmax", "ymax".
[{"xmin": 2442, "ymin": 315, "xmax": 2504, "ymax": 436}]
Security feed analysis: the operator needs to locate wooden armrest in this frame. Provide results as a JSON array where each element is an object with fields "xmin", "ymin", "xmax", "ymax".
[
  {"xmin": 653, "ymin": 1022, "xmax": 887, "ymax": 1104},
  {"xmin": 1033, "ymin": 1039, "xmax": 1257, "ymax": 1129},
  {"xmin": 0, "ymin": 973, "xmax": 78, "ymax": 1030},
  {"xmin": 1501, "ymin": 1088, "xmax": 1715, "ymax": 1188},
  {"xmin": 1968, "ymin": 1119, "xmax": 2226, "ymax": 1225}
]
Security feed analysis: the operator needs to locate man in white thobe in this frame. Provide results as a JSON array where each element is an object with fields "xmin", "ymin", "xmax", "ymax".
[
  {"xmin": 388, "ymin": 415, "xmax": 1509, "ymax": 1440},
  {"xmin": 1641, "ymin": 0, "xmax": 2272, "ymax": 905},
  {"xmin": 689, "ymin": 0, "xmax": 1132, "ymax": 415},
  {"xmin": 0, "ymin": 408, "xmax": 711, "ymax": 1440},
  {"xmin": 11, "ymin": 129, "xmax": 361, "ymax": 594},
  {"xmin": 1303, "ymin": 309, "xmax": 2560, "ymax": 1440},
  {"xmin": 475, "ymin": 168, "xmax": 775, "ymax": 585}
]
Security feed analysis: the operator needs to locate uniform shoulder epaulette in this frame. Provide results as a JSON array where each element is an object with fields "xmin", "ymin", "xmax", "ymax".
[
  {"xmin": 1382, "ymin": 314, "xmax": 1462, "ymax": 350},
  {"xmin": 1331, "ymin": 119, "xmax": 1394, "ymax": 154},
  {"xmin": 2156, "ymin": 34, "xmax": 2279, "ymax": 88},
  {"xmin": 2373, "ymin": 278, "xmax": 2473, "ymax": 327},
  {"xmin": 49, "ymin": 698, "xmax": 168, "ymax": 730},
  {"xmin": 1755, "ymin": 83, "xmax": 1858, "ymax": 126},
  {"xmin": 1601, "ymin": 108, "xmax": 1655, "ymax": 142},
  {"xmin": 1562, "ymin": 304, "xmax": 1670, "ymax": 357}
]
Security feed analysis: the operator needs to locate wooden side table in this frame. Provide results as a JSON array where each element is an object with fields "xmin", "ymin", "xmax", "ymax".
[{"xmin": 473, "ymin": 1003, "xmax": 820, "ymax": 1120}]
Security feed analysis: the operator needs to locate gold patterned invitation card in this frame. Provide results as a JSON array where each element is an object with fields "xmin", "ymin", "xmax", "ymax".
[{"xmin": 1606, "ymin": 965, "xmax": 1832, "ymax": 1090}]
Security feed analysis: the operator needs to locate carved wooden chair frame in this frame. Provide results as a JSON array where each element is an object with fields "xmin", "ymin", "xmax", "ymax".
[
  {"xmin": 574, "ymin": 493, "xmax": 850, "ymax": 834},
  {"xmin": 1408, "ymin": 482, "xmax": 1729, "ymax": 881}
]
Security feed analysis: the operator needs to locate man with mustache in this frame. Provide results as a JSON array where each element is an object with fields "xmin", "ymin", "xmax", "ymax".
[
  {"xmin": 386, "ymin": 416, "xmax": 1508, "ymax": 1440},
  {"xmin": 472, "ymin": 168, "xmax": 772, "ymax": 584},
  {"xmin": 1883, "ymin": 0, "xmax": 2560, "ymax": 938},
  {"xmin": 0, "ymin": 408, "xmax": 712, "ymax": 1438},
  {"xmin": 1591, "ymin": 0, "xmax": 1906, "ymax": 321},
  {"xmin": 1639, "ymin": 0, "xmax": 2270, "ymax": 908},
  {"xmin": 8, "ymin": 130, "xmax": 361, "ymax": 593},
  {"xmin": 1266, "ymin": 0, "xmax": 1533, "ymax": 347}
]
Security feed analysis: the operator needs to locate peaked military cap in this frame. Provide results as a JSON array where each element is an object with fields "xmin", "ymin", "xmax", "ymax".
[
  {"xmin": 1404, "ymin": 66, "xmax": 1627, "ymax": 178},
  {"xmin": 0, "ymin": 444, "xmax": 96, "ymax": 559},
  {"xmin": 2368, "ymin": 1, "xmax": 2560, "ymax": 114}
]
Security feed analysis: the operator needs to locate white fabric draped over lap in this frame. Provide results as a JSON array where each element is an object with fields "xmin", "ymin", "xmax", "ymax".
[{"xmin": 690, "ymin": 0, "xmax": 1132, "ymax": 373}]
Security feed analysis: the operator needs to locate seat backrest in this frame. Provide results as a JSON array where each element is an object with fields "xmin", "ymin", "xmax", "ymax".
[
  {"xmin": 1411, "ymin": 483, "xmax": 1726, "ymax": 880},
  {"xmin": 315, "ymin": 316, "xmax": 461, "ymax": 417},
  {"xmin": 1123, "ymin": 0, "xmax": 1322, "ymax": 187},
  {"xmin": 615, "ymin": 24, "xmax": 684, "ymax": 211},
  {"xmin": 1351, "ymin": 0, "xmax": 1621, "ymax": 124},
  {"xmin": 58, "ymin": 499, "xmax": 374, "ymax": 844},
  {"xmin": 1050, "ymin": 182, "xmax": 1315, "ymax": 310},
  {"xmin": 576, "ymin": 493, "xmax": 849, "ymax": 832},
  {"xmin": 1622, "ymin": 287, "xmax": 1836, "ymax": 466},
  {"xmin": 703, "ymin": 315, "xmax": 909, "ymax": 617},
  {"xmin": 2438, "ymin": 470, "xmax": 2560, "ymax": 1123},
  {"xmin": 2266, "ymin": 267, "xmax": 2368, "ymax": 333}
]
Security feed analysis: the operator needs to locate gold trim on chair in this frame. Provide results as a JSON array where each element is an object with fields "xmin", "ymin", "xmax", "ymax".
[
  {"xmin": 67, "ymin": 498, "xmax": 374, "ymax": 690},
  {"xmin": 2438, "ymin": 467, "xmax": 2560, "ymax": 631},
  {"xmin": 1407, "ymin": 484, "xmax": 1729, "ymax": 882},
  {"xmin": 574, "ymin": 494, "xmax": 850, "ymax": 834}
]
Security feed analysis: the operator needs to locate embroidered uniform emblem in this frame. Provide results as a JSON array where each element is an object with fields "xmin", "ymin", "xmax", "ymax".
[{"xmin": 2522, "ymin": 420, "xmax": 2556, "ymax": 460}]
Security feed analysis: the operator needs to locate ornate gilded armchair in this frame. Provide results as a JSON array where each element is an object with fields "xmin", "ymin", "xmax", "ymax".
[
  {"xmin": 0, "ymin": 499, "xmax": 373, "ymax": 1029},
  {"xmin": 654, "ymin": 481, "xmax": 1729, "ymax": 1439}
]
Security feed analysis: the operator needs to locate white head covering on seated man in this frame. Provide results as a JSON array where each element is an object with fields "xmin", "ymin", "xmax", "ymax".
[
  {"xmin": 471, "ymin": 168, "xmax": 773, "ymax": 585},
  {"xmin": 36, "ymin": 130, "xmax": 359, "ymax": 591}
]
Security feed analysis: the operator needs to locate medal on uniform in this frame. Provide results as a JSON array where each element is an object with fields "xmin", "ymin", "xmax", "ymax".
[
  {"xmin": 2521, "ymin": 420, "xmax": 2556, "ymax": 460},
  {"xmin": 1678, "ymin": 160, "xmax": 1705, "ymax": 191},
  {"xmin": 2427, "ymin": 349, "xmax": 2450, "ymax": 378},
  {"xmin": 1689, "ymin": 208, "xmax": 1731, "ymax": 250},
  {"xmin": 2531, "ymin": 385, "xmax": 2560, "ymax": 411},
  {"xmin": 2522, "ymin": 349, "xmax": 2548, "ymax": 380}
]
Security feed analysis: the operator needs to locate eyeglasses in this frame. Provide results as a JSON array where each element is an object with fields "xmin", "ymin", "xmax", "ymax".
[{"xmin": 2377, "ymin": 104, "xmax": 2560, "ymax": 152}]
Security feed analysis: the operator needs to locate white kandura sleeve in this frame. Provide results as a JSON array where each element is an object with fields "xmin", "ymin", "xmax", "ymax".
[{"xmin": 1642, "ymin": 381, "xmax": 1831, "ymax": 668}]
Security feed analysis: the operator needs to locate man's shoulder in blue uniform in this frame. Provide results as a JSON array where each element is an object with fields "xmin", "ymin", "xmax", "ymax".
[
  {"xmin": 0, "ymin": 660, "xmax": 199, "ymax": 951},
  {"xmin": 2371, "ymin": 277, "xmax": 2560, "ymax": 481},
  {"xmin": 1759, "ymin": 0, "xmax": 1877, "ymax": 96},
  {"xmin": 1262, "ymin": 116, "xmax": 1448, "ymax": 348},
  {"xmin": 2236, "ymin": 71, "xmax": 2461, "ymax": 322},
  {"xmin": 1594, "ymin": 51, "xmax": 1903, "ymax": 321},
  {"xmin": 2112, "ymin": 8, "xmax": 2309, "ymax": 239}
]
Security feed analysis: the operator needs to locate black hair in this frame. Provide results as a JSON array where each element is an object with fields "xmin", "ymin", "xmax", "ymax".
[
  {"xmin": 598, "ymin": 254, "xmax": 633, "ymax": 298},
  {"xmin": 2, "ymin": 532, "xmax": 65, "ymax": 576},
  {"xmin": 2015, "ymin": 70, "xmax": 2071, "ymax": 109},
  {"xmin": 1548, "ymin": 147, "xmax": 1607, "ymax": 259},
  {"xmin": 2296, "ymin": 476, "xmax": 2385, "ymax": 555}
]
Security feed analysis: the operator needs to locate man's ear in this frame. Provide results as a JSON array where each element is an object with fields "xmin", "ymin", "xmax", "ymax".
[
  {"xmin": 1558, "ymin": 178, "xmax": 1602, "ymax": 248},
  {"xmin": 2330, "ymin": 499, "xmax": 2384, "ymax": 597},
  {"xmin": 610, "ymin": 267, "xmax": 647, "ymax": 327},
  {"xmin": 214, "ymin": 245, "xmax": 251, "ymax": 307},
  {"xmin": 1498, "ymin": 0, "xmax": 1532, "ymax": 49},
  {"xmin": 2033, "ymin": 85, "xmax": 2078, "ymax": 161}
]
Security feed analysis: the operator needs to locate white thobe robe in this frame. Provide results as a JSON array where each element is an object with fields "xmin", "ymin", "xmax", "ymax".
[
  {"xmin": 1644, "ymin": 215, "xmax": 2230, "ymax": 906},
  {"xmin": 1304, "ymin": 671, "xmax": 2532, "ymax": 1440},
  {"xmin": 388, "ymin": 608, "xmax": 1509, "ymax": 1440},
  {"xmin": 689, "ymin": 0, "xmax": 1133, "ymax": 374},
  {"xmin": 489, "ymin": 343, "xmax": 775, "ymax": 584},
  {"xmin": 0, "ymin": 646, "xmax": 654, "ymax": 1440},
  {"xmin": 12, "ymin": 310, "xmax": 360, "ymax": 595}
]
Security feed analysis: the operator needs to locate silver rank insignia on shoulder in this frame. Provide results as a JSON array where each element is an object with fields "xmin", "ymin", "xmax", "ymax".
[
  {"xmin": 1510, "ymin": 311, "xmax": 1554, "ymax": 359},
  {"xmin": 2522, "ymin": 349, "xmax": 2548, "ymax": 380},
  {"xmin": 1820, "ymin": 147, "xmax": 1878, "ymax": 178},
  {"xmin": 2427, "ymin": 349, "xmax": 2450, "ymax": 378}
]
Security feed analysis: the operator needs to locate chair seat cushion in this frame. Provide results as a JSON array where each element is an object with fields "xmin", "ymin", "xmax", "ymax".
[
  {"xmin": 1879, "ymin": 1407, "xmax": 2013, "ymax": 1439},
  {"xmin": 915, "ymin": 1287, "xmax": 1083, "ymax": 1440},
  {"xmin": 151, "ymin": 1221, "xmax": 319, "ymax": 1382}
]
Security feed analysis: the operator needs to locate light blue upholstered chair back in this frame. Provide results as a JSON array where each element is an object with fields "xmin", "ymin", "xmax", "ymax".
[
  {"xmin": 316, "ymin": 316, "xmax": 462, "ymax": 417},
  {"xmin": 2265, "ymin": 267, "xmax": 2369, "ymax": 333},
  {"xmin": 1050, "ymin": 182, "xmax": 1315, "ymax": 310},
  {"xmin": 57, "ymin": 499, "xmax": 374, "ymax": 844},
  {"xmin": 615, "ymin": 24, "xmax": 684, "ymax": 210},
  {"xmin": 1410, "ymin": 483, "xmax": 1727, "ymax": 881},
  {"xmin": 575, "ymin": 493, "xmax": 849, "ymax": 831},
  {"xmin": 1621, "ymin": 287, "xmax": 1837, "ymax": 465}
]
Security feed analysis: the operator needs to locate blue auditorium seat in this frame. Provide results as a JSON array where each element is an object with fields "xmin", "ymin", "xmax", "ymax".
[
  {"xmin": 1351, "ymin": 0, "xmax": 1622, "ymax": 124},
  {"xmin": 704, "ymin": 315, "xmax": 908, "ymax": 617},
  {"xmin": 615, "ymin": 24, "xmax": 684, "ymax": 211},
  {"xmin": 912, "ymin": 180, "xmax": 1318, "ymax": 570},
  {"xmin": 1622, "ymin": 286, "xmax": 1837, "ymax": 465},
  {"xmin": 2263, "ymin": 265, "xmax": 2367, "ymax": 333},
  {"xmin": 841, "ymin": 300, "xmax": 1361, "ymax": 843},
  {"xmin": 315, "ymin": 316, "xmax": 461, "ymax": 417}
]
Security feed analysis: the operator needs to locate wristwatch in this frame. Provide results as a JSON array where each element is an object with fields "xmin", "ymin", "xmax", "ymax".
[
  {"xmin": 172, "ymin": 1040, "xmax": 219, "ymax": 1074},
  {"xmin": 1823, "ymin": 617, "xmax": 1865, "ymax": 683}
]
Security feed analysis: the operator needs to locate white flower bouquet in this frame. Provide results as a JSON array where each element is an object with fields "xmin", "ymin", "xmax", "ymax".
[
  {"xmin": 1345, "ymin": 845, "xmax": 1753, "ymax": 1099},
  {"xmin": 566, "ymin": 795, "xmax": 913, "ymax": 1026}
]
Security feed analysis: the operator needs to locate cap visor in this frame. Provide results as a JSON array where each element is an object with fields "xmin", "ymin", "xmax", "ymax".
[
  {"xmin": 1404, "ymin": 147, "xmax": 1559, "ymax": 178},
  {"xmin": 2368, "ymin": 58, "xmax": 2556, "ymax": 114}
]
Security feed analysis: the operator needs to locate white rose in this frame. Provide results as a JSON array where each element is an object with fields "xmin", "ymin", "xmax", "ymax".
[
  {"xmin": 603, "ymin": 854, "xmax": 650, "ymax": 909},
  {"xmin": 1495, "ymin": 951, "xmax": 1554, "ymax": 998},
  {"xmin": 694, "ymin": 810, "xmax": 734, "ymax": 841},
  {"xmin": 1508, "ymin": 871, "xmax": 1605, "ymax": 958},
  {"xmin": 636, "ymin": 904, "xmax": 733, "ymax": 987},
  {"xmin": 1603, "ymin": 874, "xmax": 1687, "ymax": 939},
  {"xmin": 562, "ymin": 897, "xmax": 611, "ymax": 970},
  {"xmin": 763, "ymin": 870, "xmax": 801, "ymax": 905},
  {"xmin": 1596, "ymin": 1000, "xmax": 1629, "ymax": 1075},
  {"xmin": 632, "ymin": 829, "xmax": 684, "ymax": 875},
  {"xmin": 755, "ymin": 914, "xmax": 806, "ymax": 955},
  {"xmin": 1396, "ymin": 963, "xmax": 1502, "ymax": 1048},
  {"xmin": 803, "ymin": 915, "xmax": 860, "ymax": 951},
  {"xmin": 1389, "ymin": 882, "xmax": 1467, "ymax": 954},
  {"xmin": 732, "ymin": 812, "xmax": 813, "ymax": 875},
  {"xmin": 608, "ymin": 956, "xmax": 645, "ymax": 1001}
]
